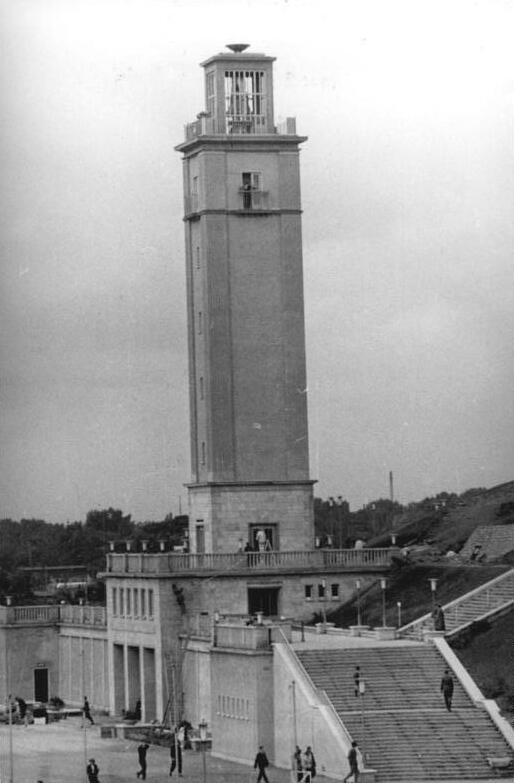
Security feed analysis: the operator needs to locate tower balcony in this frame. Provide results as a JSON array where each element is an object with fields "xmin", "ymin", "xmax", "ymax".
[
  {"xmin": 103, "ymin": 547, "xmax": 396, "ymax": 577},
  {"xmin": 184, "ymin": 114, "xmax": 297, "ymax": 141}
]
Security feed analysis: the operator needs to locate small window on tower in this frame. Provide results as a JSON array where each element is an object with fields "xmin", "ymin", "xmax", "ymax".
[
  {"xmin": 201, "ymin": 441, "xmax": 206, "ymax": 465},
  {"xmin": 198, "ymin": 311, "xmax": 203, "ymax": 334},
  {"xmin": 200, "ymin": 376, "xmax": 204, "ymax": 400},
  {"xmin": 241, "ymin": 172, "xmax": 262, "ymax": 209},
  {"xmin": 196, "ymin": 246, "xmax": 200, "ymax": 269},
  {"xmin": 304, "ymin": 584, "xmax": 313, "ymax": 600},
  {"xmin": 331, "ymin": 583, "xmax": 339, "ymax": 599}
]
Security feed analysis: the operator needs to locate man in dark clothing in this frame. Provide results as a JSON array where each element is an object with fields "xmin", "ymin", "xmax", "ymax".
[
  {"xmin": 83, "ymin": 696, "xmax": 94, "ymax": 725},
  {"xmin": 441, "ymin": 669, "xmax": 454, "ymax": 711},
  {"xmin": 292, "ymin": 746, "xmax": 302, "ymax": 782},
  {"xmin": 432, "ymin": 604, "xmax": 446, "ymax": 631},
  {"xmin": 343, "ymin": 741, "xmax": 359, "ymax": 782},
  {"xmin": 86, "ymin": 758, "xmax": 99, "ymax": 783},
  {"xmin": 254, "ymin": 745, "xmax": 270, "ymax": 783},
  {"xmin": 137, "ymin": 743, "xmax": 149, "ymax": 779},
  {"xmin": 353, "ymin": 667, "xmax": 362, "ymax": 698},
  {"xmin": 169, "ymin": 734, "xmax": 183, "ymax": 777}
]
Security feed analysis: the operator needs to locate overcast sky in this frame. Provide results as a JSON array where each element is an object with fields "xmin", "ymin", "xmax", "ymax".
[{"xmin": 1, "ymin": 0, "xmax": 513, "ymax": 524}]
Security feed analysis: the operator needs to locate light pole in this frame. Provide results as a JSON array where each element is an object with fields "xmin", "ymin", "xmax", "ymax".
[
  {"xmin": 321, "ymin": 579, "xmax": 327, "ymax": 632},
  {"xmin": 355, "ymin": 579, "xmax": 362, "ymax": 626},
  {"xmin": 428, "ymin": 578, "xmax": 438, "ymax": 611},
  {"xmin": 380, "ymin": 578, "xmax": 387, "ymax": 628},
  {"xmin": 199, "ymin": 718, "xmax": 208, "ymax": 783},
  {"xmin": 397, "ymin": 601, "xmax": 402, "ymax": 628}
]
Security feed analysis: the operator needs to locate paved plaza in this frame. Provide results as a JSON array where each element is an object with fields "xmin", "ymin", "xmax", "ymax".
[{"xmin": 0, "ymin": 719, "xmax": 293, "ymax": 783}]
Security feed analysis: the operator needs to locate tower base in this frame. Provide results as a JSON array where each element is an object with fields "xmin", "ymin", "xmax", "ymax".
[{"xmin": 187, "ymin": 480, "xmax": 315, "ymax": 554}]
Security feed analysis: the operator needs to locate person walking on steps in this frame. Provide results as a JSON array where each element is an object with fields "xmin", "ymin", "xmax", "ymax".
[
  {"xmin": 441, "ymin": 669, "xmax": 454, "ymax": 712},
  {"xmin": 83, "ymin": 697, "xmax": 94, "ymax": 725},
  {"xmin": 353, "ymin": 666, "xmax": 362, "ymax": 698},
  {"xmin": 137, "ymin": 743, "xmax": 149, "ymax": 779},
  {"xmin": 254, "ymin": 745, "xmax": 270, "ymax": 783},
  {"xmin": 343, "ymin": 741, "xmax": 360, "ymax": 783}
]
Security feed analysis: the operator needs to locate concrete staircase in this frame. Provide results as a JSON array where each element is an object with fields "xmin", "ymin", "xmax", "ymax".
[
  {"xmin": 398, "ymin": 567, "xmax": 514, "ymax": 640},
  {"xmin": 296, "ymin": 646, "xmax": 513, "ymax": 780}
]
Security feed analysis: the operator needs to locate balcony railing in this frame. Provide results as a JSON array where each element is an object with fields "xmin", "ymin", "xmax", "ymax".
[
  {"xmin": 0, "ymin": 604, "xmax": 106, "ymax": 627},
  {"xmin": 184, "ymin": 115, "xmax": 297, "ymax": 141},
  {"xmin": 104, "ymin": 548, "xmax": 395, "ymax": 576},
  {"xmin": 238, "ymin": 188, "xmax": 269, "ymax": 211}
]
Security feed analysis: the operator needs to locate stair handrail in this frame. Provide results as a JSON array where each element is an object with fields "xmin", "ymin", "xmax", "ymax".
[
  {"xmin": 273, "ymin": 627, "xmax": 354, "ymax": 747},
  {"xmin": 398, "ymin": 566, "xmax": 514, "ymax": 637}
]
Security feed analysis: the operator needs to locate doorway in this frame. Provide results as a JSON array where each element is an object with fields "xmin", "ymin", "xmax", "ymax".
[
  {"xmin": 248, "ymin": 587, "xmax": 279, "ymax": 617},
  {"xmin": 34, "ymin": 667, "xmax": 48, "ymax": 702}
]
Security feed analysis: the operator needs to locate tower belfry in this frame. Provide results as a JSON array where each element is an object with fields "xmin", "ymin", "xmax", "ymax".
[{"xmin": 176, "ymin": 45, "xmax": 315, "ymax": 554}]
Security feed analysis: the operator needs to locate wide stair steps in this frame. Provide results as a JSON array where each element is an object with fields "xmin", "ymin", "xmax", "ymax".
[
  {"xmin": 400, "ymin": 568, "xmax": 514, "ymax": 639},
  {"xmin": 296, "ymin": 646, "xmax": 513, "ymax": 780}
]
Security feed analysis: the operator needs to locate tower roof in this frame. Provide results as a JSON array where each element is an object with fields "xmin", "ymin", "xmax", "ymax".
[{"xmin": 200, "ymin": 44, "xmax": 275, "ymax": 67}]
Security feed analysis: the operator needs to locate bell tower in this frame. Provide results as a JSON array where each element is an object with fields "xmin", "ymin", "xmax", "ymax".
[{"xmin": 176, "ymin": 45, "xmax": 315, "ymax": 554}]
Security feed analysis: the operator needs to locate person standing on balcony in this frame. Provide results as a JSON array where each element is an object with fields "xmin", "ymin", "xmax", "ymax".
[
  {"xmin": 440, "ymin": 669, "xmax": 454, "ymax": 712},
  {"xmin": 254, "ymin": 745, "xmax": 270, "ymax": 783}
]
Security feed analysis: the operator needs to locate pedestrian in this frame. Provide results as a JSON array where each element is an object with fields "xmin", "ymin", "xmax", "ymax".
[
  {"xmin": 169, "ymin": 732, "xmax": 183, "ymax": 777},
  {"xmin": 86, "ymin": 758, "xmax": 100, "ymax": 783},
  {"xmin": 137, "ymin": 742, "xmax": 149, "ymax": 779},
  {"xmin": 440, "ymin": 669, "xmax": 454, "ymax": 712},
  {"xmin": 343, "ymin": 741, "xmax": 360, "ymax": 782},
  {"xmin": 302, "ymin": 746, "xmax": 316, "ymax": 782},
  {"xmin": 83, "ymin": 696, "xmax": 94, "ymax": 725},
  {"xmin": 134, "ymin": 700, "xmax": 142, "ymax": 721},
  {"xmin": 292, "ymin": 745, "xmax": 302, "ymax": 782},
  {"xmin": 254, "ymin": 745, "xmax": 270, "ymax": 783},
  {"xmin": 353, "ymin": 666, "xmax": 361, "ymax": 697},
  {"xmin": 432, "ymin": 604, "xmax": 446, "ymax": 631}
]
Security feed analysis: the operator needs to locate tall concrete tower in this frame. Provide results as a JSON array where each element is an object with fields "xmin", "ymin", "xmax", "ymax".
[{"xmin": 176, "ymin": 45, "xmax": 314, "ymax": 555}]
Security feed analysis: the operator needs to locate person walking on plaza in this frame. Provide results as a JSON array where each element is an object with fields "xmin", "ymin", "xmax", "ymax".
[
  {"xmin": 343, "ymin": 741, "xmax": 360, "ymax": 782},
  {"xmin": 86, "ymin": 758, "xmax": 100, "ymax": 783},
  {"xmin": 292, "ymin": 745, "xmax": 302, "ymax": 782},
  {"xmin": 137, "ymin": 743, "xmax": 149, "ymax": 779},
  {"xmin": 441, "ymin": 669, "xmax": 454, "ymax": 712},
  {"xmin": 83, "ymin": 696, "xmax": 94, "ymax": 725},
  {"xmin": 302, "ymin": 746, "xmax": 316, "ymax": 782},
  {"xmin": 254, "ymin": 745, "xmax": 270, "ymax": 783},
  {"xmin": 169, "ymin": 732, "xmax": 183, "ymax": 777}
]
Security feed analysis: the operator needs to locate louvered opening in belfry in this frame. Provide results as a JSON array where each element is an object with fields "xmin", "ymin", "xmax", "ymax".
[{"xmin": 224, "ymin": 70, "xmax": 268, "ymax": 134}]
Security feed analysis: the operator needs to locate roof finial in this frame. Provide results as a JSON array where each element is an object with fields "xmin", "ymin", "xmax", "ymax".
[{"xmin": 226, "ymin": 43, "xmax": 250, "ymax": 53}]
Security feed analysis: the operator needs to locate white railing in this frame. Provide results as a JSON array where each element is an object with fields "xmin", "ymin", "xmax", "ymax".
[
  {"xmin": 398, "ymin": 567, "xmax": 514, "ymax": 638},
  {"xmin": 0, "ymin": 604, "xmax": 106, "ymax": 627},
  {"xmin": 183, "ymin": 115, "xmax": 297, "ymax": 140},
  {"xmin": 105, "ymin": 548, "xmax": 395, "ymax": 575}
]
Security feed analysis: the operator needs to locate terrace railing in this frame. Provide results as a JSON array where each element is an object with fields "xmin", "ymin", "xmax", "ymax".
[{"xmin": 104, "ymin": 548, "xmax": 395, "ymax": 576}]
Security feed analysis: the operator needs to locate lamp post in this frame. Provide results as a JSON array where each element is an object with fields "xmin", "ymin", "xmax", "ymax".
[
  {"xmin": 355, "ymin": 579, "xmax": 362, "ymax": 626},
  {"xmin": 321, "ymin": 579, "xmax": 327, "ymax": 632},
  {"xmin": 428, "ymin": 578, "xmax": 438, "ymax": 611},
  {"xmin": 380, "ymin": 578, "xmax": 387, "ymax": 628},
  {"xmin": 397, "ymin": 601, "xmax": 402, "ymax": 628},
  {"xmin": 199, "ymin": 718, "xmax": 208, "ymax": 783}
]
